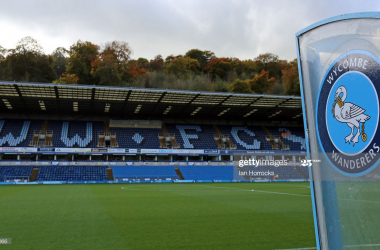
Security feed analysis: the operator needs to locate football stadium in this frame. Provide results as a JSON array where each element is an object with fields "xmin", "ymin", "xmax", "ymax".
[{"xmin": 0, "ymin": 81, "xmax": 315, "ymax": 249}]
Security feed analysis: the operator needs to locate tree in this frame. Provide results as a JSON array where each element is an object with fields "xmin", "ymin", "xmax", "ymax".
[
  {"xmin": 240, "ymin": 59, "xmax": 256, "ymax": 79},
  {"xmin": 249, "ymin": 70, "xmax": 276, "ymax": 94},
  {"xmin": 165, "ymin": 57, "xmax": 200, "ymax": 77},
  {"xmin": 14, "ymin": 36, "xmax": 43, "ymax": 55},
  {"xmin": 66, "ymin": 40, "xmax": 99, "ymax": 85},
  {"xmin": 1, "ymin": 36, "xmax": 56, "ymax": 82},
  {"xmin": 0, "ymin": 45, "xmax": 6, "ymax": 79},
  {"xmin": 90, "ymin": 41, "xmax": 133, "ymax": 85},
  {"xmin": 228, "ymin": 79, "xmax": 253, "ymax": 93},
  {"xmin": 149, "ymin": 55, "xmax": 165, "ymax": 71},
  {"xmin": 103, "ymin": 41, "xmax": 131, "ymax": 66},
  {"xmin": 91, "ymin": 53, "xmax": 121, "ymax": 86},
  {"xmin": 165, "ymin": 55, "xmax": 176, "ymax": 65},
  {"xmin": 53, "ymin": 73, "xmax": 79, "ymax": 84},
  {"xmin": 254, "ymin": 53, "xmax": 282, "ymax": 79},
  {"xmin": 137, "ymin": 57, "xmax": 149, "ymax": 69},
  {"xmin": 184, "ymin": 49, "xmax": 215, "ymax": 70},
  {"xmin": 52, "ymin": 47, "xmax": 69, "ymax": 78},
  {"xmin": 204, "ymin": 57, "xmax": 240, "ymax": 80},
  {"xmin": 125, "ymin": 60, "xmax": 147, "ymax": 81},
  {"xmin": 0, "ymin": 45, "xmax": 6, "ymax": 61},
  {"xmin": 212, "ymin": 76, "xmax": 229, "ymax": 92},
  {"xmin": 282, "ymin": 59, "xmax": 300, "ymax": 95}
]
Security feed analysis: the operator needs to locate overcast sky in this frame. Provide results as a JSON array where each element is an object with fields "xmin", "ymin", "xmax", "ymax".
[{"xmin": 0, "ymin": 0, "xmax": 379, "ymax": 61}]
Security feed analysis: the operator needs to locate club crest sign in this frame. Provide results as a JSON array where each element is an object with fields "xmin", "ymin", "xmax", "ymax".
[{"xmin": 317, "ymin": 50, "xmax": 380, "ymax": 176}]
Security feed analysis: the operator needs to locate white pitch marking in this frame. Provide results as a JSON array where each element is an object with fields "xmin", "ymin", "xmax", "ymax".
[
  {"xmin": 196, "ymin": 185, "xmax": 310, "ymax": 197},
  {"xmin": 251, "ymin": 189, "xmax": 310, "ymax": 197},
  {"xmin": 158, "ymin": 189, "xmax": 236, "ymax": 192},
  {"xmin": 121, "ymin": 187, "xmax": 141, "ymax": 190}
]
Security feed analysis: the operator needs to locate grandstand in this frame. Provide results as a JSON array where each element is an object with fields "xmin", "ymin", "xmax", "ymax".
[{"xmin": 0, "ymin": 81, "xmax": 307, "ymax": 183}]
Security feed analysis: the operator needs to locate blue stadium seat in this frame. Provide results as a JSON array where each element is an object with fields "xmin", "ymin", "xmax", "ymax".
[
  {"xmin": 0, "ymin": 166, "xmax": 34, "ymax": 181},
  {"xmin": 111, "ymin": 165, "xmax": 178, "ymax": 179},
  {"xmin": 36, "ymin": 166, "xmax": 107, "ymax": 181},
  {"xmin": 179, "ymin": 165, "xmax": 233, "ymax": 180}
]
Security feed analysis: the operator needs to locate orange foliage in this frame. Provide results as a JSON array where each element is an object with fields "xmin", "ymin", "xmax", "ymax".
[{"xmin": 125, "ymin": 62, "xmax": 147, "ymax": 80}]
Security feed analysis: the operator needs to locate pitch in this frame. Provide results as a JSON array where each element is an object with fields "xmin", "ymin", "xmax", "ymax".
[{"xmin": 0, "ymin": 182, "xmax": 316, "ymax": 249}]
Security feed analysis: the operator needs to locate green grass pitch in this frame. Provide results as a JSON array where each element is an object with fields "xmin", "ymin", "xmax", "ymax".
[{"xmin": 0, "ymin": 182, "xmax": 316, "ymax": 249}]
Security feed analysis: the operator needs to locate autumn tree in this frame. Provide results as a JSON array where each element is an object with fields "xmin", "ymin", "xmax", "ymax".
[
  {"xmin": 184, "ymin": 49, "xmax": 215, "ymax": 70},
  {"xmin": 165, "ymin": 57, "xmax": 200, "ymax": 77},
  {"xmin": 0, "ymin": 45, "xmax": 6, "ymax": 61},
  {"xmin": 228, "ymin": 79, "xmax": 253, "ymax": 94},
  {"xmin": 240, "ymin": 59, "xmax": 256, "ymax": 79},
  {"xmin": 103, "ymin": 41, "xmax": 131, "ymax": 65},
  {"xmin": 91, "ymin": 53, "xmax": 121, "ymax": 85},
  {"xmin": 52, "ymin": 47, "xmax": 69, "ymax": 78},
  {"xmin": 124, "ymin": 60, "xmax": 147, "ymax": 81},
  {"xmin": 137, "ymin": 57, "xmax": 149, "ymax": 69},
  {"xmin": 164, "ymin": 54, "xmax": 183, "ymax": 67},
  {"xmin": 53, "ymin": 73, "xmax": 79, "ymax": 84},
  {"xmin": 212, "ymin": 76, "xmax": 229, "ymax": 92},
  {"xmin": 66, "ymin": 40, "xmax": 99, "ymax": 85},
  {"xmin": 1, "ymin": 36, "xmax": 56, "ymax": 82},
  {"xmin": 204, "ymin": 57, "xmax": 240, "ymax": 80},
  {"xmin": 149, "ymin": 55, "xmax": 165, "ymax": 71},
  {"xmin": 254, "ymin": 53, "xmax": 282, "ymax": 79},
  {"xmin": 249, "ymin": 70, "xmax": 276, "ymax": 94},
  {"xmin": 0, "ymin": 45, "xmax": 6, "ymax": 79},
  {"xmin": 282, "ymin": 59, "xmax": 300, "ymax": 95},
  {"xmin": 91, "ymin": 41, "xmax": 133, "ymax": 85}
]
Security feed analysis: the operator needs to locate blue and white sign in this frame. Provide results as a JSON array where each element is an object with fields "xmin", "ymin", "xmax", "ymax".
[
  {"xmin": 38, "ymin": 148, "xmax": 55, "ymax": 152},
  {"xmin": 297, "ymin": 12, "xmax": 380, "ymax": 250},
  {"xmin": 317, "ymin": 51, "xmax": 380, "ymax": 176}
]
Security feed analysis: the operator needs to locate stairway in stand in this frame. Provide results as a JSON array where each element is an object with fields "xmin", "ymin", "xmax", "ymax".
[
  {"xmin": 213, "ymin": 125, "xmax": 223, "ymax": 149},
  {"xmin": 159, "ymin": 124, "xmax": 179, "ymax": 149},
  {"xmin": 30, "ymin": 168, "xmax": 39, "ymax": 182},
  {"xmin": 175, "ymin": 168, "xmax": 185, "ymax": 180},
  {"xmin": 294, "ymin": 167, "xmax": 308, "ymax": 179},
  {"xmin": 107, "ymin": 168, "xmax": 114, "ymax": 180}
]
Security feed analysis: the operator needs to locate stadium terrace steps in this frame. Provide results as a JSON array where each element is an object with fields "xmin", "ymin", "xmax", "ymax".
[
  {"xmin": 159, "ymin": 124, "xmax": 180, "ymax": 149},
  {"xmin": 107, "ymin": 168, "xmax": 114, "ymax": 180},
  {"xmin": 30, "ymin": 168, "xmax": 39, "ymax": 182},
  {"xmin": 262, "ymin": 126, "xmax": 276, "ymax": 149},
  {"xmin": 270, "ymin": 127, "xmax": 306, "ymax": 151},
  {"xmin": 175, "ymin": 168, "xmax": 185, "ymax": 180},
  {"xmin": 295, "ymin": 166, "xmax": 309, "ymax": 178},
  {"xmin": 294, "ymin": 167, "xmax": 308, "ymax": 179},
  {"xmin": 213, "ymin": 125, "xmax": 223, "ymax": 149}
]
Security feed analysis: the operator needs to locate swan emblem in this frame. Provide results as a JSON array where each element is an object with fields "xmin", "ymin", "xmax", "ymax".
[{"xmin": 332, "ymin": 85, "xmax": 370, "ymax": 146}]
